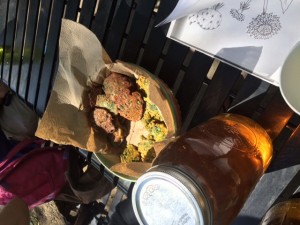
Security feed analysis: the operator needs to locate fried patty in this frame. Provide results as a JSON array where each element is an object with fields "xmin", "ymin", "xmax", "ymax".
[
  {"xmin": 114, "ymin": 91, "xmax": 144, "ymax": 121},
  {"xmin": 103, "ymin": 72, "xmax": 135, "ymax": 97},
  {"xmin": 92, "ymin": 108, "xmax": 116, "ymax": 134}
]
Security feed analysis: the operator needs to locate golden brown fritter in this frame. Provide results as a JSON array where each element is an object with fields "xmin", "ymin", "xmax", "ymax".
[
  {"xmin": 103, "ymin": 72, "xmax": 135, "ymax": 97},
  {"xmin": 103, "ymin": 72, "xmax": 145, "ymax": 121},
  {"xmin": 114, "ymin": 91, "xmax": 144, "ymax": 121}
]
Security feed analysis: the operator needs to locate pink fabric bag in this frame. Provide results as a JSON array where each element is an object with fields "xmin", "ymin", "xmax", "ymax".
[{"xmin": 0, "ymin": 139, "xmax": 68, "ymax": 208}]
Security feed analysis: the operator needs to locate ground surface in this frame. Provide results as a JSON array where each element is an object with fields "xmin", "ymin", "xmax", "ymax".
[
  {"xmin": 30, "ymin": 201, "xmax": 66, "ymax": 225},
  {"xmin": 29, "ymin": 187, "xmax": 119, "ymax": 225}
]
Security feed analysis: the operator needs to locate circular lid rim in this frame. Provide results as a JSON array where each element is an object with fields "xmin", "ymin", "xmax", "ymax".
[{"xmin": 131, "ymin": 169, "xmax": 210, "ymax": 225}]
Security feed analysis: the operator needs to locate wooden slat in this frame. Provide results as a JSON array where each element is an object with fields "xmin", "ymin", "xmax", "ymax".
[
  {"xmin": 2, "ymin": 0, "xmax": 18, "ymax": 84},
  {"xmin": 158, "ymin": 41, "xmax": 189, "ymax": 88},
  {"xmin": 36, "ymin": 0, "xmax": 65, "ymax": 115},
  {"xmin": 27, "ymin": 0, "xmax": 52, "ymax": 107},
  {"xmin": 120, "ymin": 0, "xmax": 157, "ymax": 63},
  {"xmin": 91, "ymin": 0, "xmax": 117, "ymax": 42},
  {"xmin": 272, "ymin": 171, "xmax": 300, "ymax": 204},
  {"xmin": 64, "ymin": 0, "xmax": 80, "ymax": 21},
  {"xmin": 256, "ymin": 89, "xmax": 294, "ymax": 142},
  {"xmin": 79, "ymin": 0, "xmax": 97, "ymax": 28},
  {"xmin": 268, "ymin": 125, "xmax": 300, "ymax": 172},
  {"xmin": 103, "ymin": 0, "xmax": 133, "ymax": 61},
  {"xmin": 230, "ymin": 76, "xmax": 262, "ymax": 106},
  {"xmin": 139, "ymin": 0, "xmax": 177, "ymax": 73},
  {"xmin": 10, "ymin": 0, "xmax": 29, "ymax": 92},
  {"xmin": 218, "ymin": 75, "xmax": 245, "ymax": 114},
  {"xmin": 227, "ymin": 75, "xmax": 269, "ymax": 118},
  {"xmin": 0, "ymin": 0, "xmax": 9, "ymax": 79},
  {"xmin": 289, "ymin": 114, "xmax": 300, "ymax": 128},
  {"xmin": 176, "ymin": 51, "xmax": 213, "ymax": 119},
  {"xmin": 189, "ymin": 63, "xmax": 241, "ymax": 128},
  {"xmin": 18, "ymin": 0, "xmax": 40, "ymax": 100}
]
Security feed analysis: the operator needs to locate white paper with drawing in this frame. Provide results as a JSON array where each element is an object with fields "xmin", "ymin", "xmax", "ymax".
[{"xmin": 165, "ymin": 0, "xmax": 299, "ymax": 86}]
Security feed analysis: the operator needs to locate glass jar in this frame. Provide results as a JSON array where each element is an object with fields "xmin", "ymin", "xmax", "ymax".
[
  {"xmin": 132, "ymin": 113, "xmax": 273, "ymax": 225},
  {"xmin": 260, "ymin": 198, "xmax": 300, "ymax": 225}
]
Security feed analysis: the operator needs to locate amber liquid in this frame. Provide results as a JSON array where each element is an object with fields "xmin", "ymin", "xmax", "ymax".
[
  {"xmin": 153, "ymin": 114, "xmax": 273, "ymax": 225},
  {"xmin": 260, "ymin": 199, "xmax": 300, "ymax": 225}
]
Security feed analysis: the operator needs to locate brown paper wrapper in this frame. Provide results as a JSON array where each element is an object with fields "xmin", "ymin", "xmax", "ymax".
[{"xmin": 35, "ymin": 19, "xmax": 181, "ymax": 181}]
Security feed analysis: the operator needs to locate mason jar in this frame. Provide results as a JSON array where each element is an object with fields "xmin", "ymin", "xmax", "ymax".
[
  {"xmin": 132, "ymin": 113, "xmax": 273, "ymax": 225},
  {"xmin": 260, "ymin": 198, "xmax": 300, "ymax": 225}
]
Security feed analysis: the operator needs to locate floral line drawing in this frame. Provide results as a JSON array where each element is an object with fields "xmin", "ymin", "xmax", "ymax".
[
  {"xmin": 247, "ymin": 0, "xmax": 281, "ymax": 39},
  {"xmin": 230, "ymin": 0, "xmax": 252, "ymax": 22},
  {"xmin": 280, "ymin": 0, "xmax": 294, "ymax": 13},
  {"xmin": 188, "ymin": 3, "xmax": 224, "ymax": 30}
]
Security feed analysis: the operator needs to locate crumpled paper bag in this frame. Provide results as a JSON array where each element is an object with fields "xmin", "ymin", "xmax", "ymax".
[
  {"xmin": 35, "ymin": 19, "xmax": 181, "ymax": 180},
  {"xmin": 35, "ymin": 19, "xmax": 111, "ymax": 153}
]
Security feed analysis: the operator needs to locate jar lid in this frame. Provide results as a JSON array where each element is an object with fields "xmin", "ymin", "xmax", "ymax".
[{"xmin": 131, "ymin": 165, "xmax": 212, "ymax": 225}]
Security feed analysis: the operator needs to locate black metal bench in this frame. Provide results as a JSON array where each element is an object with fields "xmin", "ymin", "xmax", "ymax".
[{"xmin": 1, "ymin": 0, "xmax": 300, "ymax": 224}]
